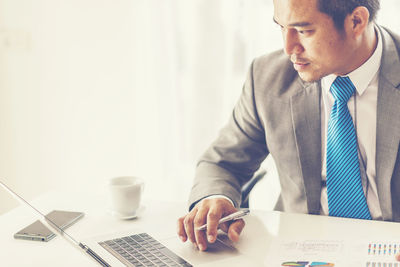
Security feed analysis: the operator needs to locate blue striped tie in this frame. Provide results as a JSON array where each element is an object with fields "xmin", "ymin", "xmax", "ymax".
[{"xmin": 326, "ymin": 76, "xmax": 371, "ymax": 220}]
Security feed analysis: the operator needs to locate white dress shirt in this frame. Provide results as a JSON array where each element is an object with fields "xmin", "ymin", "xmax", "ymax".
[{"xmin": 320, "ymin": 27, "xmax": 383, "ymax": 219}]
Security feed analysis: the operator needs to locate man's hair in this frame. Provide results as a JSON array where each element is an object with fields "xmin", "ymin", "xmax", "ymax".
[{"xmin": 317, "ymin": 0, "xmax": 380, "ymax": 30}]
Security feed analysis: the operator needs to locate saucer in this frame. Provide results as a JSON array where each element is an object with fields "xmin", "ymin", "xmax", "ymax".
[{"xmin": 108, "ymin": 206, "xmax": 145, "ymax": 220}]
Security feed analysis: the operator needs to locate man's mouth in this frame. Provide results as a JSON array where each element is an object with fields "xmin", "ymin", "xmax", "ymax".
[{"xmin": 293, "ymin": 61, "xmax": 310, "ymax": 71}]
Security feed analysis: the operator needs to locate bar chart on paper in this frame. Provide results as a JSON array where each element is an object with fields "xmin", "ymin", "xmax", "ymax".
[
  {"xmin": 270, "ymin": 238, "xmax": 400, "ymax": 266},
  {"xmin": 281, "ymin": 261, "xmax": 335, "ymax": 266},
  {"xmin": 366, "ymin": 241, "xmax": 400, "ymax": 267},
  {"xmin": 269, "ymin": 239, "xmax": 342, "ymax": 266}
]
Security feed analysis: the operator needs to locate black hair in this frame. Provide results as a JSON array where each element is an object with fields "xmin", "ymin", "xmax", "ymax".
[{"xmin": 317, "ymin": 0, "xmax": 380, "ymax": 30}]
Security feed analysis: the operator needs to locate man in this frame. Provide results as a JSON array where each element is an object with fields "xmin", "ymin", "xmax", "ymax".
[{"xmin": 177, "ymin": 0, "xmax": 400, "ymax": 254}]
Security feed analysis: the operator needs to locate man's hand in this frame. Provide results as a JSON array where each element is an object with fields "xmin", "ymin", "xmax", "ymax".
[{"xmin": 176, "ymin": 198, "xmax": 245, "ymax": 251}]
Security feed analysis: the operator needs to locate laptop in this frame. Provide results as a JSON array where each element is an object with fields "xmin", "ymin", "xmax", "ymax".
[
  {"xmin": 0, "ymin": 181, "xmax": 264, "ymax": 267},
  {"xmin": 83, "ymin": 227, "xmax": 265, "ymax": 267}
]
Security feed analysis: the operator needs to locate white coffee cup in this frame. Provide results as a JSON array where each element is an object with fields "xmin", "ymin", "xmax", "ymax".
[{"xmin": 108, "ymin": 176, "xmax": 144, "ymax": 219}]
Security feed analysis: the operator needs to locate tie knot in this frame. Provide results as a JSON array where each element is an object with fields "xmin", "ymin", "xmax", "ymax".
[{"xmin": 330, "ymin": 76, "xmax": 356, "ymax": 102}]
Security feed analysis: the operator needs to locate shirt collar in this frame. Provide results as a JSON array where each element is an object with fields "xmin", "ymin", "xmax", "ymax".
[{"xmin": 322, "ymin": 26, "xmax": 383, "ymax": 96}]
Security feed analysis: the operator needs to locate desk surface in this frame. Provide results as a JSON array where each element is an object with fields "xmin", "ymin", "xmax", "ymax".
[{"xmin": 2, "ymin": 190, "xmax": 400, "ymax": 267}]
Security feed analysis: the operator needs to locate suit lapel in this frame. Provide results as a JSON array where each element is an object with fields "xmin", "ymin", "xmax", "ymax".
[
  {"xmin": 290, "ymin": 80, "xmax": 322, "ymax": 214},
  {"xmin": 376, "ymin": 27, "xmax": 400, "ymax": 221}
]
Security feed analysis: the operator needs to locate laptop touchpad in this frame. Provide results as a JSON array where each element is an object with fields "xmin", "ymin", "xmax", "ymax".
[{"xmin": 161, "ymin": 233, "xmax": 242, "ymax": 266}]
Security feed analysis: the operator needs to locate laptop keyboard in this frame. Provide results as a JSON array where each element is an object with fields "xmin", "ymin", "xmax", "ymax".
[{"xmin": 99, "ymin": 233, "xmax": 192, "ymax": 267}]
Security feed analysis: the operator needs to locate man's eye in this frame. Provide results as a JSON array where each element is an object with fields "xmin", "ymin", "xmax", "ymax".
[{"xmin": 298, "ymin": 30, "xmax": 313, "ymax": 35}]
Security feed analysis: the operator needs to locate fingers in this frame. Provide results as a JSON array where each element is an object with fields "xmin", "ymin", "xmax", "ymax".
[
  {"xmin": 227, "ymin": 219, "xmax": 245, "ymax": 242},
  {"xmin": 176, "ymin": 216, "xmax": 187, "ymax": 242},
  {"xmin": 176, "ymin": 197, "xmax": 240, "ymax": 251},
  {"xmin": 182, "ymin": 206, "xmax": 198, "ymax": 245},
  {"xmin": 193, "ymin": 207, "xmax": 209, "ymax": 251},
  {"xmin": 206, "ymin": 207, "xmax": 222, "ymax": 243}
]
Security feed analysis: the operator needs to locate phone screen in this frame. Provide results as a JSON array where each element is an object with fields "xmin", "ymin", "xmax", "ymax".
[{"xmin": 45, "ymin": 210, "xmax": 84, "ymax": 229}]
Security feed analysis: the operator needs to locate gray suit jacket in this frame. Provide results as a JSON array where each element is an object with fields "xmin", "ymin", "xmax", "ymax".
[{"xmin": 189, "ymin": 26, "xmax": 400, "ymax": 222}]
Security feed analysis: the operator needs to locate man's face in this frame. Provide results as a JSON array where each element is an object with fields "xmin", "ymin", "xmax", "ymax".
[{"xmin": 273, "ymin": 0, "xmax": 356, "ymax": 82}]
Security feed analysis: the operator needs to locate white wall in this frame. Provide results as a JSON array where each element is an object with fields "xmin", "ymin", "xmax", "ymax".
[
  {"xmin": 1, "ymin": 1, "xmax": 399, "ymax": 215},
  {"xmin": 0, "ymin": 0, "xmax": 280, "ymax": 214},
  {"xmin": 0, "ymin": 0, "xmax": 143, "ymax": 213}
]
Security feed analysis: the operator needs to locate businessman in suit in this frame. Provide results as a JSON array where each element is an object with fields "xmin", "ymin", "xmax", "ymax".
[{"xmin": 177, "ymin": 0, "xmax": 400, "ymax": 252}]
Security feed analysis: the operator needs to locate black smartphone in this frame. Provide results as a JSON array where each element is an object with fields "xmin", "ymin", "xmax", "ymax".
[{"xmin": 14, "ymin": 210, "xmax": 84, "ymax": 242}]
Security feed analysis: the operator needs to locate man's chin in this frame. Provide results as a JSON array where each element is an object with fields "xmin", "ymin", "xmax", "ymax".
[{"xmin": 297, "ymin": 71, "xmax": 321, "ymax": 83}]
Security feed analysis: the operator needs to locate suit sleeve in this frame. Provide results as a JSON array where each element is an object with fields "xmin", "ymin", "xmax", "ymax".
[{"xmin": 188, "ymin": 59, "xmax": 269, "ymax": 210}]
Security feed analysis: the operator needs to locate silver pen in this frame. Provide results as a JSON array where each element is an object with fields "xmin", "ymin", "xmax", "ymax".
[{"xmin": 196, "ymin": 209, "xmax": 250, "ymax": 231}]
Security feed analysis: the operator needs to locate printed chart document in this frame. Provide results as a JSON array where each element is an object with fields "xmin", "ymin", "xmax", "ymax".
[
  {"xmin": 265, "ymin": 238, "xmax": 400, "ymax": 266},
  {"xmin": 365, "ymin": 241, "xmax": 400, "ymax": 266},
  {"xmin": 266, "ymin": 239, "xmax": 346, "ymax": 266}
]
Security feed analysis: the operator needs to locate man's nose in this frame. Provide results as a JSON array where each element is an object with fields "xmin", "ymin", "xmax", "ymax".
[{"xmin": 283, "ymin": 30, "xmax": 304, "ymax": 56}]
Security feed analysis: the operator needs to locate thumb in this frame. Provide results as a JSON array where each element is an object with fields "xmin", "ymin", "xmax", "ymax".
[{"xmin": 227, "ymin": 219, "xmax": 245, "ymax": 242}]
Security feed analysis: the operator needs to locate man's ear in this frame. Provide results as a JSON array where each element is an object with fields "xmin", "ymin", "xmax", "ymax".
[{"xmin": 345, "ymin": 6, "xmax": 370, "ymax": 38}]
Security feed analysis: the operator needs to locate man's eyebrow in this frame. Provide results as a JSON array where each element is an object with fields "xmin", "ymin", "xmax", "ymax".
[{"xmin": 273, "ymin": 17, "xmax": 312, "ymax": 27}]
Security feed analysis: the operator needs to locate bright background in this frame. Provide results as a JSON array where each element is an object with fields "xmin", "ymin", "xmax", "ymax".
[{"xmin": 1, "ymin": 0, "xmax": 399, "ymax": 215}]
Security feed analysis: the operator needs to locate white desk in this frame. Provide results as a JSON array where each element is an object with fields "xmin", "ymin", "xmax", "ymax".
[{"xmin": 2, "ymin": 190, "xmax": 400, "ymax": 266}]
